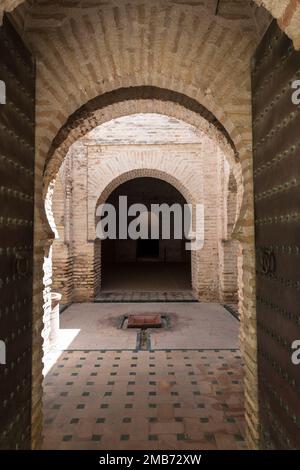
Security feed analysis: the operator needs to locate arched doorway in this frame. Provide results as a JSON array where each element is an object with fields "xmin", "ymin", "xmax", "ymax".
[
  {"xmin": 2, "ymin": 0, "xmax": 300, "ymax": 450},
  {"xmin": 97, "ymin": 177, "xmax": 192, "ymax": 295}
]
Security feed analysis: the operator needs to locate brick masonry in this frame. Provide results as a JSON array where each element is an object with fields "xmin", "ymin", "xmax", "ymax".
[
  {"xmin": 1, "ymin": 0, "xmax": 299, "ymax": 451},
  {"xmin": 50, "ymin": 114, "xmax": 240, "ymax": 305}
]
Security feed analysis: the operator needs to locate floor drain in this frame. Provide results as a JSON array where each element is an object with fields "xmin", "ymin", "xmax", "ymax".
[
  {"xmin": 118, "ymin": 314, "xmax": 171, "ymax": 351},
  {"xmin": 138, "ymin": 329, "xmax": 150, "ymax": 351},
  {"xmin": 127, "ymin": 314, "xmax": 162, "ymax": 328},
  {"xmin": 119, "ymin": 314, "xmax": 170, "ymax": 330}
]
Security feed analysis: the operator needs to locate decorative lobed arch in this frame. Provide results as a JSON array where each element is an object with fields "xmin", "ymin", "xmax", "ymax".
[
  {"xmin": 39, "ymin": 89, "xmax": 251, "ymax": 449},
  {"xmin": 43, "ymin": 87, "xmax": 240, "ymax": 189},
  {"xmin": 42, "ymin": 92, "xmax": 247, "ymax": 435}
]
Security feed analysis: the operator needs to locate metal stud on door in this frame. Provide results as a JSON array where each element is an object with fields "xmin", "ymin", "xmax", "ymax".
[
  {"xmin": 252, "ymin": 21, "xmax": 300, "ymax": 449},
  {"xmin": 0, "ymin": 15, "xmax": 35, "ymax": 450}
]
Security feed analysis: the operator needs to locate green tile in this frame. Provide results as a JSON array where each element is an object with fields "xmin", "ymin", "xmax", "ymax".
[
  {"xmin": 148, "ymin": 417, "xmax": 157, "ymax": 423},
  {"xmin": 204, "ymin": 433, "xmax": 215, "ymax": 442},
  {"xmin": 123, "ymin": 417, "xmax": 132, "ymax": 423},
  {"xmin": 96, "ymin": 418, "xmax": 106, "ymax": 423},
  {"xmin": 226, "ymin": 417, "xmax": 235, "ymax": 423},
  {"xmin": 200, "ymin": 417, "xmax": 209, "ymax": 423}
]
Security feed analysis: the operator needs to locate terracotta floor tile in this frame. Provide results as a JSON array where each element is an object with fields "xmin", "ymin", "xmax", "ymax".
[{"xmin": 43, "ymin": 348, "xmax": 245, "ymax": 450}]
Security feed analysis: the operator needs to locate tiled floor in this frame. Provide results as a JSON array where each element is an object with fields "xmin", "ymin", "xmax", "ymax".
[
  {"xmin": 43, "ymin": 349, "xmax": 246, "ymax": 450},
  {"xmin": 55, "ymin": 302, "xmax": 239, "ymax": 351}
]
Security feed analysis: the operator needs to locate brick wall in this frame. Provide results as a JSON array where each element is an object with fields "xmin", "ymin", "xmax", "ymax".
[{"xmin": 51, "ymin": 114, "xmax": 240, "ymax": 304}]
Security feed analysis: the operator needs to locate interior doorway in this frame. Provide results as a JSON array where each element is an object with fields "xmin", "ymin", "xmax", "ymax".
[
  {"xmin": 137, "ymin": 239, "xmax": 159, "ymax": 259},
  {"xmin": 99, "ymin": 177, "xmax": 192, "ymax": 294}
]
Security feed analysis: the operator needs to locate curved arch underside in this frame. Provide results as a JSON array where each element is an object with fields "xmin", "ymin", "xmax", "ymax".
[
  {"xmin": 46, "ymin": 86, "xmax": 238, "ymax": 168},
  {"xmin": 2, "ymin": 1, "xmax": 300, "ymax": 49},
  {"xmin": 96, "ymin": 168, "xmax": 194, "ymax": 212}
]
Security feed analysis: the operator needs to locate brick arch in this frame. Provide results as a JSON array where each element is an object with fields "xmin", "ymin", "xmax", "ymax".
[
  {"xmin": 40, "ymin": 95, "xmax": 246, "ymax": 445},
  {"xmin": 93, "ymin": 167, "xmax": 200, "ymax": 296},
  {"xmin": 43, "ymin": 97, "xmax": 243, "ymax": 243},
  {"xmin": 1, "ymin": 1, "xmax": 300, "ymax": 48},
  {"xmin": 96, "ymin": 168, "xmax": 195, "ymax": 209},
  {"xmin": 43, "ymin": 87, "xmax": 240, "ymax": 190}
]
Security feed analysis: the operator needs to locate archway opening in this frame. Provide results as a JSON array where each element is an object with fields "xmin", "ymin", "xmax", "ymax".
[
  {"xmin": 97, "ymin": 177, "xmax": 192, "ymax": 295},
  {"xmin": 1, "ymin": 0, "xmax": 299, "ymax": 452},
  {"xmin": 42, "ymin": 107, "xmax": 244, "ymax": 450}
]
